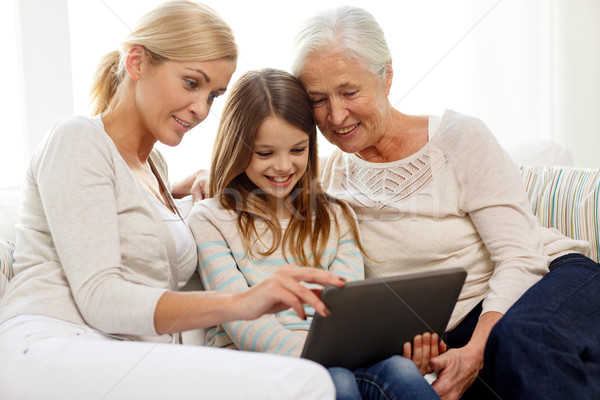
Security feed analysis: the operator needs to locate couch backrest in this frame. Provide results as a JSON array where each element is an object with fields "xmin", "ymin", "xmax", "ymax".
[
  {"xmin": 520, "ymin": 165, "xmax": 600, "ymax": 262},
  {"xmin": 0, "ymin": 189, "xmax": 21, "ymax": 242}
]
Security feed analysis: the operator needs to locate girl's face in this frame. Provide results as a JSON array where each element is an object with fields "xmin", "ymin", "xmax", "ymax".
[
  {"xmin": 136, "ymin": 57, "xmax": 235, "ymax": 147},
  {"xmin": 299, "ymin": 53, "xmax": 392, "ymax": 156},
  {"xmin": 245, "ymin": 116, "xmax": 310, "ymax": 212}
]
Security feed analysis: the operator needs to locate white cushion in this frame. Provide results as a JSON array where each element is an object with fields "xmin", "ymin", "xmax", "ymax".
[
  {"xmin": 0, "ymin": 189, "xmax": 21, "ymax": 242},
  {"xmin": 506, "ymin": 140, "xmax": 574, "ymax": 167},
  {"xmin": 0, "ymin": 239, "xmax": 15, "ymax": 298}
]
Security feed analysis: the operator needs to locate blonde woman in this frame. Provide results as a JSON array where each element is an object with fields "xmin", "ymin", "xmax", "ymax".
[{"xmin": 0, "ymin": 2, "xmax": 343, "ymax": 398}]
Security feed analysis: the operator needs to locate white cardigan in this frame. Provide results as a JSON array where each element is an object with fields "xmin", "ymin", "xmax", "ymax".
[{"xmin": 0, "ymin": 115, "xmax": 196, "ymax": 341}]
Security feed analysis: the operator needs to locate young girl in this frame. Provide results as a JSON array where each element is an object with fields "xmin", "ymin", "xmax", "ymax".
[{"xmin": 187, "ymin": 68, "xmax": 441, "ymax": 400}]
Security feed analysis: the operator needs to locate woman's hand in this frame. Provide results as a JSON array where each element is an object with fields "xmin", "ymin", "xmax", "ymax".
[
  {"xmin": 429, "ymin": 344, "xmax": 482, "ymax": 400},
  {"xmin": 403, "ymin": 332, "xmax": 447, "ymax": 375},
  {"xmin": 233, "ymin": 265, "xmax": 346, "ymax": 321},
  {"xmin": 171, "ymin": 169, "xmax": 209, "ymax": 200},
  {"xmin": 429, "ymin": 311, "xmax": 503, "ymax": 399}
]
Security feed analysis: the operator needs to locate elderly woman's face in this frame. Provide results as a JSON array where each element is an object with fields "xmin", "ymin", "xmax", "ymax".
[{"xmin": 299, "ymin": 53, "xmax": 392, "ymax": 154}]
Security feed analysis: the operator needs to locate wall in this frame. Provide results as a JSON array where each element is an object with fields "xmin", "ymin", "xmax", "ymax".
[
  {"xmin": 551, "ymin": 0, "xmax": 600, "ymax": 168},
  {"xmin": 16, "ymin": 0, "xmax": 74, "ymax": 160}
]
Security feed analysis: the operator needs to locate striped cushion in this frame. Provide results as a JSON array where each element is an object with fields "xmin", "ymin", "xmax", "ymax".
[
  {"xmin": 0, "ymin": 239, "xmax": 15, "ymax": 298},
  {"xmin": 520, "ymin": 166, "xmax": 600, "ymax": 262}
]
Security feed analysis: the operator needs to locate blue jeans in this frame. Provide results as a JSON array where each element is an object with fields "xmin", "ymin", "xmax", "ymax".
[
  {"xmin": 484, "ymin": 254, "xmax": 600, "ymax": 399},
  {"xmin": 329, "ymin": 355, "xmax": 439, "ymax": 400}
]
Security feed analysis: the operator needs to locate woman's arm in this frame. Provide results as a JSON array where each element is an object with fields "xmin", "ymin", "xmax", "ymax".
[
  {"xmin": 430, "ymin": 114, "xmax": 548, "ymax": 398},
  {"xmin": 154, "ymin": 265, "xmax": 344, "ymax": 335},
  {"xmin": 171, "ymin": 169, "xmax": 209, "ymax": 200}
]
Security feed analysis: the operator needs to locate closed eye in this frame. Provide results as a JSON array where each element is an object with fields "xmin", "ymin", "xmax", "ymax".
[
  {"xmin": 291, "ymin": 147, "xmax": 306, "ymax": 154},
  {"xmin": 255, "ymin": 151, "xmax": 272, "ymax": 158}
]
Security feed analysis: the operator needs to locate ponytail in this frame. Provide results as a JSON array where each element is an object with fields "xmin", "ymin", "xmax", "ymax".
[{"xmin": 89, "ymin": 50, "xmax": 122, "ymax": 116}]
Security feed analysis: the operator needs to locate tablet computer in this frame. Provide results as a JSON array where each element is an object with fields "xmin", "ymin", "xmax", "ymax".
[{"xmin": 300, "ymin": 267, "xmax": 467, "ymax": 370}]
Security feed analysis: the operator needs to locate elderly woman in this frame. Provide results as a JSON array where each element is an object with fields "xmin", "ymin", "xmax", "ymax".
[{"xmin": 291, "ymin": 6, "xmax": 596, "ymax": 400}]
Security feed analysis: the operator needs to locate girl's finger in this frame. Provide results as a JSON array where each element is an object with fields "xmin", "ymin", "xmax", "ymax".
[
  {"xmin": 431, "ymin": 333, "xmax": 440, "ymax": 358},
  {"xmin": 412, "ymin": 334, "xmax": 423, "ymax": 366},
  {"xmin": 440, "ymin": 339, "xmax": 448, "ymax": 353},
  {"xmin": 422, "ymin": 332, "xmax": 431, "ymax": 364},
  {"xmin": 403, "ymin": 342, "xmax": 412, "ymax": 359}
]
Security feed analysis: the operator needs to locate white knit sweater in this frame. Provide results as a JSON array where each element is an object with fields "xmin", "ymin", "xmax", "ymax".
[{"xmin": 321, "ymin": 110, "xmax": 587, "ymax": 330}]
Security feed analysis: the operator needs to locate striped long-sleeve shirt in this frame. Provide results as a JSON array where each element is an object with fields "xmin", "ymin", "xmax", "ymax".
[{"xmin": 187, "ymin": 197, "xmax": 364, "ymax": 357}]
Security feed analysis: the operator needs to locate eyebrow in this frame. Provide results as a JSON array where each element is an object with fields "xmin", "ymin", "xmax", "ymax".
[
  {"xmin": 307, "ymin": 82, "xmax": 352, "ymax": 95},
  {"xmin": 254, "ymin": 139, "xmax": 309, "ymax": 148},
  {"xmin": 185, "ymin": 68, "xmax": 228, "ymax": 92}
]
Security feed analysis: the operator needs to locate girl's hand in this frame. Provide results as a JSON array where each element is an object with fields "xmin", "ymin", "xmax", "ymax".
[
  {"xmin": 233, "ymin": 265, "xmax": 346, "ymax": 321},
  {"xmin": 403, "ymin": 332, "xmax": 447, "ymax": 375}
]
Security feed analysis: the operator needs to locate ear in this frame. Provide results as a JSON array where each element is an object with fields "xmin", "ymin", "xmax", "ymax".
[
  {"xmin": 125, "ymin": 45, "xmax": 145, "ymax": 81},
  {"xmin": 383, "ymin": 61, "xmax": 393, "ymax": 96}
]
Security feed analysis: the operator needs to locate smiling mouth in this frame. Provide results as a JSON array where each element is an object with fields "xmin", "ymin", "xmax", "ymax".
[
  {"xmin": 174, "ymin": 116, "xmax": 198, "ymax": 131},
  {"xmin": 333, "ymin": 123, "xmax": 359, "ymax": 135},
  {"xmin": 266, "ymin": 174, "xmax": 293, "ymax": 185}
]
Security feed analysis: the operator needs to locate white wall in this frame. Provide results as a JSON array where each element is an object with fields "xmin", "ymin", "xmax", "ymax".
[
  {"xmin": 16, "ymin": 0, "xmax": 74, "ymax": 159},
  {"xmin": 2, "ymin": 0, "xmax": 599, "ymax": 189},
  {"xmin": 551, "ymin": 0, "xmax": 600, "ymax": 169}
]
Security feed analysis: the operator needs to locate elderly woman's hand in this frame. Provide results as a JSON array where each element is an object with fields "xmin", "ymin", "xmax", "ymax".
[
  {"xmin": 189, "ymin": 170, "xmax": 209, "ymax": 201},
  {"xmin": 429, "ymin": 344, "xmax": 483, "ymax": 400},
  {"xmin": 429, "ymin": 311, "xmax": 502, "ymax": 399},
  {"xmin": 171, "ymin": 169, "xmax": 209, "ymax": 201}
]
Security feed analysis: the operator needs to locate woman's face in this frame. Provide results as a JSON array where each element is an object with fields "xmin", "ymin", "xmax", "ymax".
[
  {"xmin": 299, "ymin": 53, "xmax": 392, "ymax": 155},
  {"xmin": 136, "ymin": 57, "xmax": 235, "ymax": 147}
]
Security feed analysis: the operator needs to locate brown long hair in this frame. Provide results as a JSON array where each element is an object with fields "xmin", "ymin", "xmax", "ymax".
[
  {"xmin": 209, "ymin": 68, "xmax": 365, "ymax": 267},
  {"xmin": 90, "ymin": 0, "xmax": 237, "ymax": 115}
]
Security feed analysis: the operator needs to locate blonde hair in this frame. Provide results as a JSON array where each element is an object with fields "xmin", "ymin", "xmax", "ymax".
[
  {"xmin": 209, "ymin": 68, "xmax": 365, "ymax": 268},
  {"xmin": 90, "ymin": 0, "xmax": 237, "ymax": 115}
]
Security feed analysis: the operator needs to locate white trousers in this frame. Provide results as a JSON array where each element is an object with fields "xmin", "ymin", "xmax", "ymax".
[{"xmin": 0, "ymin": 315, "xmax": 334, "ymax": 400}]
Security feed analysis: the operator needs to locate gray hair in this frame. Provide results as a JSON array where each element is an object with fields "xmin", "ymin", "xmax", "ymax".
[{"xmin": 291, "ymin": 6, "xmax": 392, "ymax": 81}]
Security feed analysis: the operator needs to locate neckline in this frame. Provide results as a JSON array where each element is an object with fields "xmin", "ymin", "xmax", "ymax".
[
  {"xmin": 93, "ymin": 114, "xmax": 182, "ymax": 219},
  {"xmin": 345, "ymin": 110, "xmax": 446, "ymax": 168}
]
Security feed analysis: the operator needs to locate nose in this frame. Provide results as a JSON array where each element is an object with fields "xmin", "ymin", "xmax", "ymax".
[
  {"xmin": 273, "ymin": 154, "xmax": 292, "ymax": 173},
  {"xmin": 327, "ymin": 97, "xmax": 348, "ymax": 126},
  {"xmin": 189, "ymin": 96, "xmax": 209, "ymax": 122}
]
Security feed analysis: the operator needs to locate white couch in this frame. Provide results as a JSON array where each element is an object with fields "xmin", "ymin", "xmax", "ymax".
[{"xmin": 1, "ymin": 140, "xmax": 599, "ymax": 347}]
